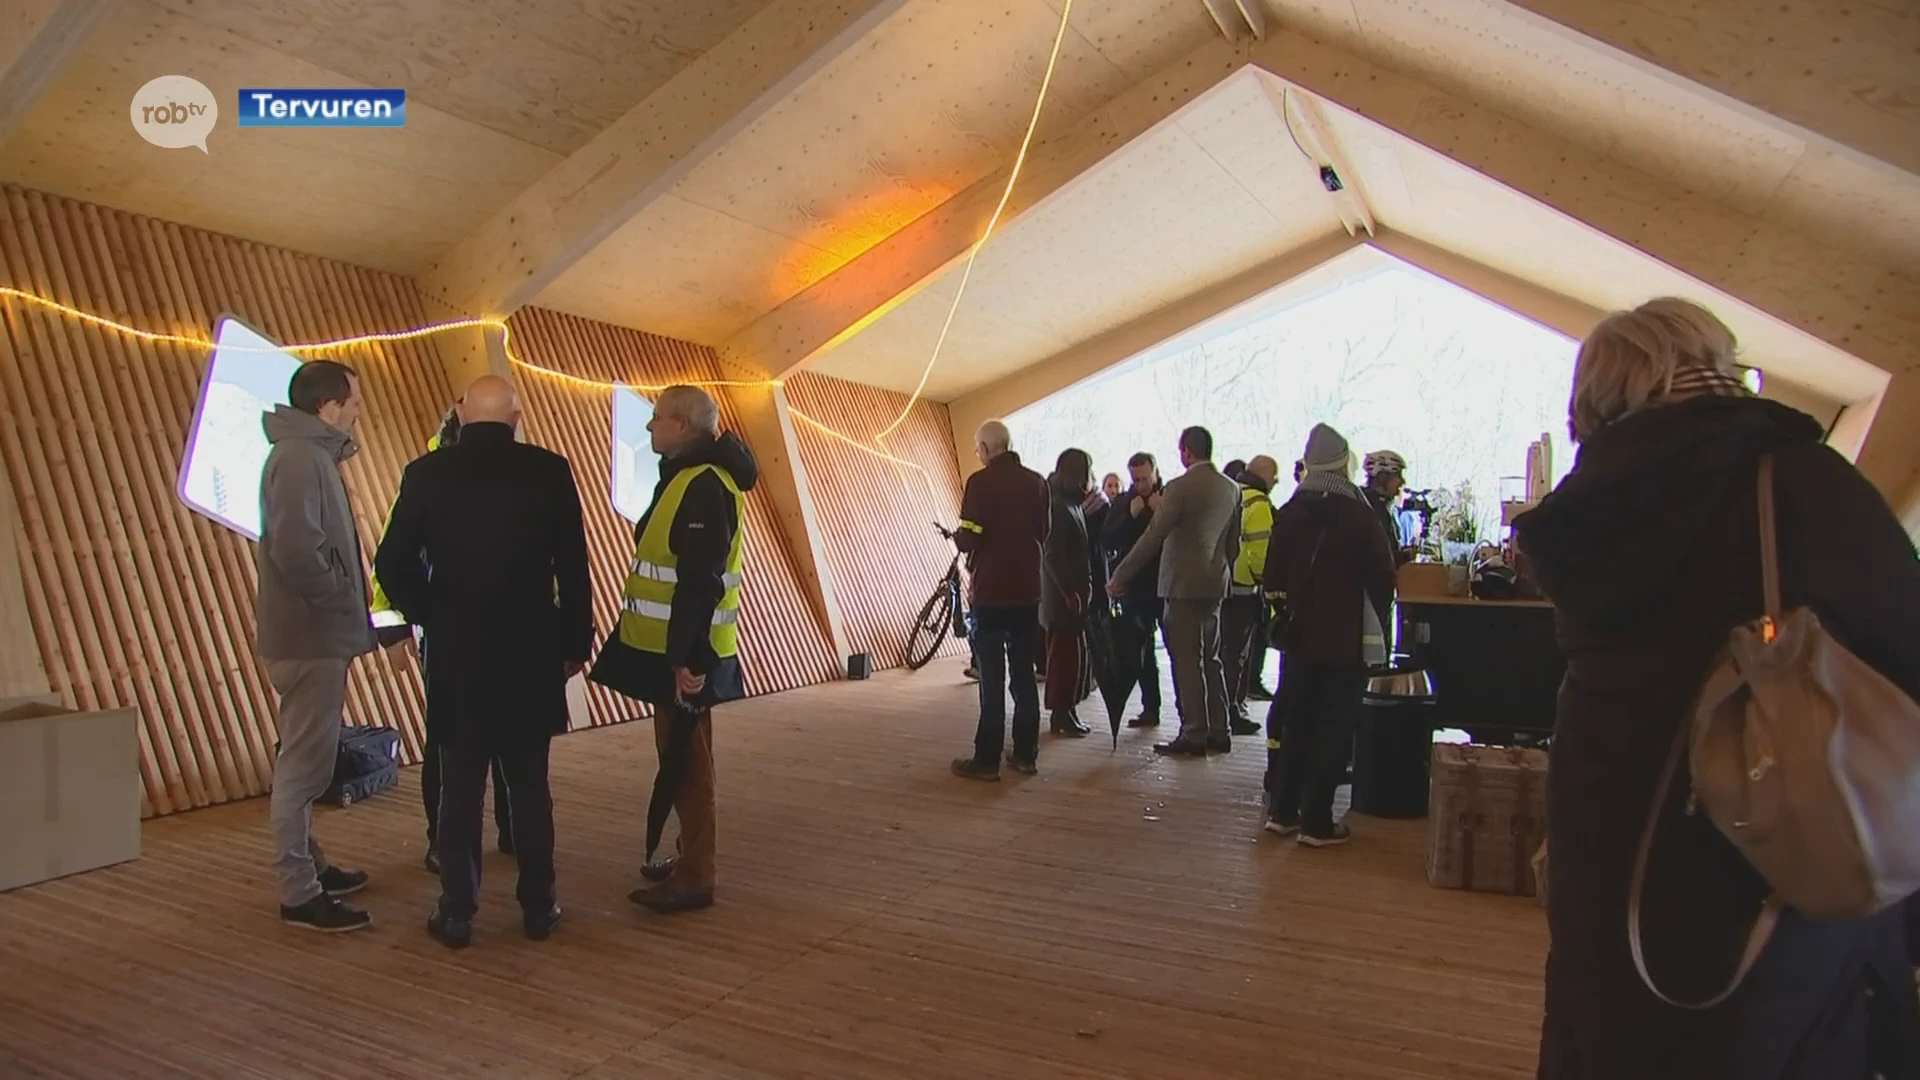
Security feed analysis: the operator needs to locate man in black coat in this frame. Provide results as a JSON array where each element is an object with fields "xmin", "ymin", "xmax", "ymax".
[{"xmin": 373, "ymin": 375, "xmax": 593, "ymax": 948}]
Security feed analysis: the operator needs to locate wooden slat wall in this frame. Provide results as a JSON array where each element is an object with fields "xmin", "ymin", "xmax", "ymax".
[
  {"xmin": 0, "ymin": 185, "xmax": 453, "ymax": 817},
  {"xmin": 783, "ymin": 372, "xmax": 965, "ymax": 670},
  {"xmin": 505, "ymin": 306, "xmax": 842, "ymax": 723}
]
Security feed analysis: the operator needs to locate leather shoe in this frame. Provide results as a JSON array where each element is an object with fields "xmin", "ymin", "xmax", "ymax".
[
  {"xmin": 640, "ymin": 856, "xmax": 678, "ymax": 884},
  {"xmin": 951, "ymin": 757, "xmax": 1001, "ymax": 782},
  {"xmin": 427, "ymin": 909, "xmax": 472, "ymax": 949},
  {"xmin": 1229, "ymin": 717, "xmax": 1262, "ymax": 737},
  {"xmin": 524, "ymin": 904, "xmax": 563, "ymax": 941},
  {"xmin": 1049, "ymin": 711, "xmax": 1088, "ymax": 737},
  {"xmin": 1207, "ymin": 736, "xmax": 1232, "ymax": 754},
  {"xmin": 630, "ymin": 884, "xmax": 714, "ymax": 914},
  {"xmin": 1126, "ymin": 711, "xmax": 1160, "ymax": 729},
  {"xmin": 1153, "ymin": 738, "xmax": 1208, "ymax": 758}
]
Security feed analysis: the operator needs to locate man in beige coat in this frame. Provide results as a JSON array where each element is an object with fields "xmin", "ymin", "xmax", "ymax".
[{"xmin": 1107, "ymin": 426, "xmax": 1241, "ymax": 756}]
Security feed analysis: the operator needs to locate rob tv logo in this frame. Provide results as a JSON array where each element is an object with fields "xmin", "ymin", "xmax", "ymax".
[{"xmin": 130, "ymin": 75, "xmax": 218, "ymax": 153}]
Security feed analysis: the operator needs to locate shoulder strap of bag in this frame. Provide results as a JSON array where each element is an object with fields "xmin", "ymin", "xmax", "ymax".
[{"xmin": 1626, "ymin": 453, "xmax": 1785, "ymax": 1010}]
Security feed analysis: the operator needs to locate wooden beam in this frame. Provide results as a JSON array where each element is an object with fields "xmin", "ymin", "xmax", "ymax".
[
  {"xmin": 1501, "ymin": 0, "xmax": 1920, "ymax": 177},
  {"xmin": 0, "ymin": 0, "xmax": 110, "ymax": 144},
  {"xmin": 1244, "ymin": 33, "xmax": 1920, "ymax": 501},
  {"xmin": 717, "ymin": 38, "xmax": 1246, "ymax": 382},
  {"xmin": 947, "ymin": 232, "xmax": 1360, "ymax": 476},
  {"xmin": 416, "ymin": 0, "xmax": 911, "ymax": 327},
  {"xmin": 1367, "ymin": 232, "xmax": 1606, "ymax": 341}
]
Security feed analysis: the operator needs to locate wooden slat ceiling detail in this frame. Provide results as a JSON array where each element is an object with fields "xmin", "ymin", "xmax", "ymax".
[
  {"xmin": 504, "ymin": 305, "xmax": 843, "ymax": 715},
  {"xmin": 0, "ymin": 184, "xmax": 452, "ymax": 816},
  {"xmin": 782, "ymin": 371, "xmax": 966, "ymax": 670}
]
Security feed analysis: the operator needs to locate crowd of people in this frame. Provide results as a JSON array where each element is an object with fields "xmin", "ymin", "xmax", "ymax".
[
  {"xmin": 245, "ymin": 296, "xmax": 1920, "ymax": 1077},
  {"xmin": 255, "ymin": 373, "xmax": 750, "ymax": 945},
  {"xmin": 947, "ymin": 415, "xmax": 1409, "ymax": 847}
]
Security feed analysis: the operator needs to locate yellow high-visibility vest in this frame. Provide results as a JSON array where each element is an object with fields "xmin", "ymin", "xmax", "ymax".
[
  {"xmin": 615, "ymin": 464, "xmax": 746, "ymax": 657},
  {"xmin": 1232, "ymin": 485, "xmax": 1273, "ymax": 594}
]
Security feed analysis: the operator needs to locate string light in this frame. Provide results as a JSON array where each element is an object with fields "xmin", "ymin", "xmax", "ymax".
[
  {"xmin": 0, "ymin": 286, "xmax": 913, "ymax": 490},
  {"xmin": 873, "ymin": 0, "xmax": 1071, "ymax": 450}
]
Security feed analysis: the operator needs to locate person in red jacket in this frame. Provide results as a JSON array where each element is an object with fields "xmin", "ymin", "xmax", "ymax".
[{"xmin": 950, "ymin": 420, "xmax": 1051, "ymax": 780}]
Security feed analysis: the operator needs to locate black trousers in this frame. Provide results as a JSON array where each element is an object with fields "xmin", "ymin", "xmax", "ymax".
[
  {"xmin": 420, "ymin": 732, "xmax": 511, "ymax": 846},
  {"xmin": 972, "ymin": 604, "xmax": 1041, "ymax": 765},
  {"xmin": 1220, "ymin": 595, "xmax": 1263, "ymax": 721},
  {"xmin": 1267, "ymin": 659, "xmax": 1366, "ymax": 833},
  {"xmin": 436, "ymin": 734, "xmax": 555, "ymax": 920}
]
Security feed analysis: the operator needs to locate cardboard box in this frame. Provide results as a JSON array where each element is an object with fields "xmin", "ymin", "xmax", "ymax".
[
  {"xmin": 0, "ymin": 695, "xmax": 141, "ymax": 892},
  {"xmin": 1397, "ymin": 561, "xmax": 1450, "ymax": 599}
]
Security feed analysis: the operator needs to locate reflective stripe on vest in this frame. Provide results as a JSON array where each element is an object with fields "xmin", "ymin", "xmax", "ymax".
[{"xmin": 616, "ymin": 463, "xmax": 746, "ymax": 657}]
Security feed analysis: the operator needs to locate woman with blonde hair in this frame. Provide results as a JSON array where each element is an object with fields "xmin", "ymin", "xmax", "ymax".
[{"xmin": 1515, "ymin": 299, "xmax": 1920, "ymax": 1078}]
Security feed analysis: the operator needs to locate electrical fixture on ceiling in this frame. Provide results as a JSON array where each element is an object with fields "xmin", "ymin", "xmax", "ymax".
[{"xmin": 1200, "ymin": 0, "xmax": 1265, "ymax": 41}]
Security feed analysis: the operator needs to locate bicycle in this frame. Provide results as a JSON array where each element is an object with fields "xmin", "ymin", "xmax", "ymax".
[{"xmin": 903, "ymin": 522, "xmax": 968, "ymax": 670}]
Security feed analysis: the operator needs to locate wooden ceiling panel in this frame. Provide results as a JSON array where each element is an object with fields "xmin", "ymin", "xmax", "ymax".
[
  {"xmin": 537, "ymin": 192, "xmax": 841, "ymax": 346},
  {"xmin": 807, "ymin": 78, "xmax": 1349, "ymax": 401},
  {"xmin": 659, "ymin": 0, "xmax": 1136, "ymax": 265},
  {"xmin": 143, "ymin": 0, "xmax": 778, "ymax": 154},
  {"xmin": 0, "ymin": 0, "xmax": 559, "ymax": 275},
  {"xmin": 1043, "ymin": 0, "xmax": 1218, "ymax": 82},
  {"xmin": 1320, "ymin": 103, "xmax": 1889, "ymax": 404}
]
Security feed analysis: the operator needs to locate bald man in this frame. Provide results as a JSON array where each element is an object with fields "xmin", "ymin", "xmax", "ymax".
[
  {"xmin": 374, "ymin": 375, "xmax": 593, "ymax": 948},
  {"xmin": 1223, "ymin": 455, "xmax": 1279, "ymax": 735},
  {"xmin": 591, "ymin": 385, "xmax": 759, "ymax": 915},
  {"xmin": 950, "ymin": 420, "xmax": 1050, "ymax": 780}
]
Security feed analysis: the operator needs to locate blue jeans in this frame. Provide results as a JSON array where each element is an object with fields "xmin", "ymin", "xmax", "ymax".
[{"xmin": 972, "ymin": 604, "xmax": 1041, "ymax": 765}]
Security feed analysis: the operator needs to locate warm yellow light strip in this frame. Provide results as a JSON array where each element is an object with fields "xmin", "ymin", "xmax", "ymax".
[
  {"xmin": 0, "ymin": 286, "xmax": 931, "ymax": 497},
  {"xmin": 872, "ymin": 0, "xmax": 1072, "ymax": 444}
]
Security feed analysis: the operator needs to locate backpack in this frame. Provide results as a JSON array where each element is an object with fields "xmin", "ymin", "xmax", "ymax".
[
  {"xmin": 320, "ymin": 725, "xmax": 401, "ymax": 806},
  {"xmin": 1630, "ymin": 453, "xmax": 1920, "ymax": 1008}
]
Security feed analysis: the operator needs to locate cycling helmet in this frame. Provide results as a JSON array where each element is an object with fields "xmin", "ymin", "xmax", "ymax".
[{"xmin": 1363, "ymin": 450, "xmax": 1407, "ymax": 479}]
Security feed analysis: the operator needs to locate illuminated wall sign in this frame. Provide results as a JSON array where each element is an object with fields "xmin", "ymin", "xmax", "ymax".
[
  {"xmin": 178, "ymin": 317, "xmax": 304, "ymax": 540},
  {"xmin": 611, "ymin": 383, "xmax": 655, "ymax": 523}
]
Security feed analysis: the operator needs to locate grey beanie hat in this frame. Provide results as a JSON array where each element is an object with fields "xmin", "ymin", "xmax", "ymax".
[{"xmin": 1301, "ymin": 423, "xmax": 1351, "ymax": 473}]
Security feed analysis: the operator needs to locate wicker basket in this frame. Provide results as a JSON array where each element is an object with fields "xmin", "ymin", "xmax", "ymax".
[{"xmin": 1426, "ymin": 744, "xmax": 1548, "ymax": 897}]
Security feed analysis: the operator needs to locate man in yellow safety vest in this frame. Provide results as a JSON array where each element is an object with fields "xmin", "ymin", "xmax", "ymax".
[
  {"xmin": 590, "ymin": 384, "xmax": 757, "ymax": 915},
  {"xmin": 1222, "ymin": 455, "xmax": 1278, "ymax": 737}
]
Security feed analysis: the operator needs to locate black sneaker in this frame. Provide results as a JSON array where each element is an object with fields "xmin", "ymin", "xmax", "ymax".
[
  {"xmin": 1004, "ymin": 753, "xmax": 1038, "ymax": 776},
  {"xmin": 280, "ymin": 894, "xmax": 371, "ymax": 933},
  {"xmin": 524, "ymin": 904, "xmax": 562, "ymax": 941},
  {"xmin": 317, "ymin": 866, "xmax": 368, "ymax": 897},
  {"xmin": 1298, "ymin": 823, "xmax": 1352, "ymax": 849},
  {"xmin": 1126, "ymin": 711, "xmax": 1160, "ymax": 729},
  {"xmin": 1229, "ymin": 717, "xmax": 1262, "ymax": 737},
  {"xmin": 951, "ymin": 757, "xmax": 1001, "ymax": 782},
  {"xmin": 640, "ymin": 856, "xmax": 678, "ymax": 884},
  {"xmin": 427, "ymin": 909, "xmax": 472, "ymax": 949}
]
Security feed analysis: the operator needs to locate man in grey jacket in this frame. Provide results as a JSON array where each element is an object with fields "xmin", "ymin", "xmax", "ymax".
[
  {"xmin": 1107, "ymin": 426, "xmax": 1241, "ymax": 756},
  {"xmin": 257, "ymin": 360, "xmax": 378, "ymax": 932}
]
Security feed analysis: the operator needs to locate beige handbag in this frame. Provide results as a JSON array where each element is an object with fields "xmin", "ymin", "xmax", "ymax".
[{"xmin": 1630, "ymin": 454, "xmax": 1920, "ymax": 1008}]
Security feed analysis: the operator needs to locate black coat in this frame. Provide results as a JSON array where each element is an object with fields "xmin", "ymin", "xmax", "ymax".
[
  {"xmin": 590, "ymin": 432, "xmax": 758, "ymax": 709},
  {"xmin": 372, "ymin": 422, "xmax": 593, "ymax": 746},
  {"xmin": 1102, "ymin": 483, "xmax": 1162, "ymax": 619},
  {"xmin": 1264, "ymin": 487, "xmax": 1396, "ymax": 667},
  {"xmin": 1041, "ymin": 481, "xmax": 1090, "ymax": 632},
  {"xmin": 1515, "ymin": 396, "xmax": 1920, "ymax": 1080}
]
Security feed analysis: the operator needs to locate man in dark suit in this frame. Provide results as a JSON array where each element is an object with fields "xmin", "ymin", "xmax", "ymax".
[{"xmin": 373, "ymin": 375, "xmax": 593, "ymax": 948}]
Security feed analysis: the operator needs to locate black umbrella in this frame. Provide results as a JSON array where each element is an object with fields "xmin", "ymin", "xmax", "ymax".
[
  {"xmin": 644, "ymin": 696, "xmax": 703, "ymax": 867},
  {"xmin": 1087, "ymin": 599, "xmax": 1146, "ymax": 747}
]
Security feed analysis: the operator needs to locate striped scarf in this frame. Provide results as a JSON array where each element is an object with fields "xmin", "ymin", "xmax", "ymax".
[
  {"xmin": 1297, "ymin": 469, "xmax": 1366, "ymax": 503},
  {"xmin": 1661, "ymin": 365, "xmax": 1754, "ymax": 403}
]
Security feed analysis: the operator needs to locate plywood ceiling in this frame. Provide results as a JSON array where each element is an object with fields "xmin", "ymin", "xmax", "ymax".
[
  {"xmin": 0, "ymin": 0, "xmax": 771, "ymax": 274},
  {"xmin": 536, "ymin": 0, "xmax": 1183, "ymax": 346},
  {"xmin": 805, "ymin": 68, "xmax": 1349, "ymax": 399},
  {"xmin": 1312, "ymin": 81, "xmax": 1891, "ymax": 405}
]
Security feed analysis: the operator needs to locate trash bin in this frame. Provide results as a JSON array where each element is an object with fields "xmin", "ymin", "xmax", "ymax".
[{"xmin": 1351, "ymin": 664, "xmax": 1437, "ymax": 818}]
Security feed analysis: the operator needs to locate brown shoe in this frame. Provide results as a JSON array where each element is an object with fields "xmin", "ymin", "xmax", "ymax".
[{"xmin": 630, "ymin": 884, "xmax": 715, "ymax": 914}]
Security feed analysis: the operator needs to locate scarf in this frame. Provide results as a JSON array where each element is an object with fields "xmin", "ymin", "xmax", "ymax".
[{"xmin": 1297, "ymin": 469, "xmax": 1366, "ymax": 503}]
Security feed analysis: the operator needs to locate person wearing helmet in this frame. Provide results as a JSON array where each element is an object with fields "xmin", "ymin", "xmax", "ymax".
[{"xmin": 1362, "ymin": 450, "xmax": 1415, "ymax": 567}]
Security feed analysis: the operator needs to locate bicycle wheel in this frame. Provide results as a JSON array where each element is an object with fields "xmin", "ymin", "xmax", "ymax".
[{"xmin": 903, "ymin": 588, "xmax": 952, "ymax": 670}]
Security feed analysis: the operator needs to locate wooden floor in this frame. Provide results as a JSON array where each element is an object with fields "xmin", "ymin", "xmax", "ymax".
[{"xmin": 0, "ymin": 660, "xmax": 1546, "ymax": 1079}]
